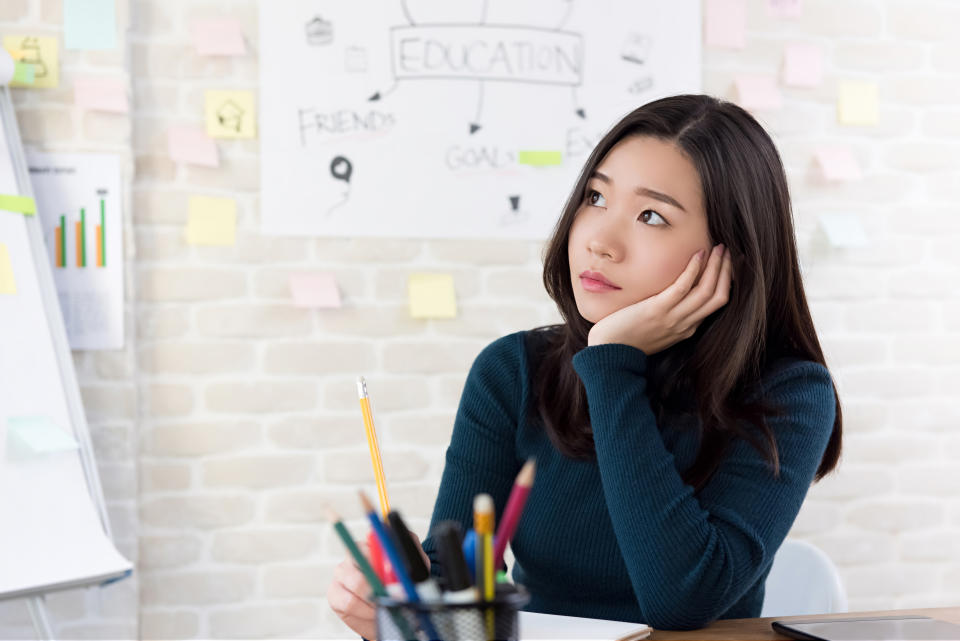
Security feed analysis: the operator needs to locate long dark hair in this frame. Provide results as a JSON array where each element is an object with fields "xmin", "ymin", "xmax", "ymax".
[{"xmin": 534, "ymin": 94, "xmax": 841, "ymax": 492}]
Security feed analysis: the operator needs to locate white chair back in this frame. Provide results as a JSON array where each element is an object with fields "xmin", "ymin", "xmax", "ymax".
[{"xmin": 760, "ymin": 539, "xmax": 848, "ymax": 617}]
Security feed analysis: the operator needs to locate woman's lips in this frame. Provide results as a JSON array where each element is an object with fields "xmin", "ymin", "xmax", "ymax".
[{"xmin": 580, "ymin": 276, "xmax": 621, "ymax": 292}]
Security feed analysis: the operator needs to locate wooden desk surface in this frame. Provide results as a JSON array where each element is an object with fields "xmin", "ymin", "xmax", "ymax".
[{"xmin": 648, "ymin": 606, "xmax": 960, "ymax": 640}]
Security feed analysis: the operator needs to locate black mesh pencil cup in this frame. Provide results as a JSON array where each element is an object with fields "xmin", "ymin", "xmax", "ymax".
[{"xmin": 374, "ymin": 588, "xmax": 530, "ymax": 641}]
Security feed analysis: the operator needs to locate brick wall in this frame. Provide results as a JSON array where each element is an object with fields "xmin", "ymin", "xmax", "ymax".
[{"xmin": 1, "ymin": 0, "xmax": 959, "ymax": 638}]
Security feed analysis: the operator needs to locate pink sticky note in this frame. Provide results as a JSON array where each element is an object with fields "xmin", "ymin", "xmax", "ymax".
[
  {"xmin": 191, "ymin": 18, "xmax": 246, "ymax": 56},
  {"xmin": 705, "ymin": 0, "xmax": 746, "ymax": 49},
  {"xmin": 73, "ymin": 76, "xmax": 128, "ymax": 113},
  {"xmin": 783, "ymin": 43, "xmax": 822, "ymax": 88},
  {"xmin": 735, "ymin": 75, "xmax": 783, "ymax": 110},
  {"xmin": 167, "ymin": 126, "xmax": 220, "ymax": 168},
  {"xmin": 767, "ymin": 0, "xmax": 803, "ymax": 18},
  {"xmin": 815, "ymin": 147, "xmax": 862, "ymax": 181},
  {"xmin": 290, "ymin": 272, "xmax": 341, "ymax": 309}
]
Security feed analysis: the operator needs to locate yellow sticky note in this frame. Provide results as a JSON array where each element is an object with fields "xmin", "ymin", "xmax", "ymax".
[
  {"xmin": 186, "ymin": 196, "xmax": 236, "ymax": 245},
  {"xmin": 205, "ymin": 90, "xmax": 256, "ymax": 139},
  {"xmin": 518, "ymin": 150, "xmax": 563, "ymax": 166},
  {"xmin": 838, "ymin": 82, "xmax": 879, "ymax": 126},
  {"xmin": 3, "ymin": 36, "xmax": 59, "ymax": 88},
  {"xmin": 0, "ymin": 243, "xmax": 16, "ymax": 295},
  {"xmin": 408, "ymin": 273, "xmax": 457, "ymax": 319}
]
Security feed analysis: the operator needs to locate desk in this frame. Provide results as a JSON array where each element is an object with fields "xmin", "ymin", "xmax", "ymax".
[{"xmin": 648, "ymin": 606, "xmax": 960, "ymax": 640}]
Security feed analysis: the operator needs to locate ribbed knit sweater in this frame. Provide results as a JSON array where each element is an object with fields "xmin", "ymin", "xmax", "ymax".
[{"xmin": 420, "ymin": 329, "xmax": 836, "ymax": 631}]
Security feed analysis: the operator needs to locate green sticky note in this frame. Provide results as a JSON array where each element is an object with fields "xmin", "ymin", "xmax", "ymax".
[
  {"xmin": 12, "ymin": 61, "xmax": 34, "ymax": 85},
  {"xmin": 64, "ymin": 0, "xmax": 117, "ymax": 50},
  {"xmin": 0, "ymin": 194, "xmax": 37, "ymax": 215},
  {"xmin": 408, "ymin": 273, "xmax": 457, "ymax": 319},
  {"xmin": 6, "ymin": 416, "xmax": 78, "ymax": 458},
  {"xmin": 518, "ymin": 150, "xmax": 563, "ymax": 166}
]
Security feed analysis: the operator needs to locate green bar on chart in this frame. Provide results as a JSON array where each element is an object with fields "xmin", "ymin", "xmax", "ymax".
[
  {"xmin": 80, "ymin": 207, "xmax": 86, "ymax": 267},
  {"xmin": 100, "ymin": 199, "xmax": 106, "ymax": 267}
]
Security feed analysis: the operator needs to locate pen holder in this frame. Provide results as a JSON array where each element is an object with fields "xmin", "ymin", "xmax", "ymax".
[{"xmin": 374, "ymin": 587, "xmax": 529, "ymax": 641}]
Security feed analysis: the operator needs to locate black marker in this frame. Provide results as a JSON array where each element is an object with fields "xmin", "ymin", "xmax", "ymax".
[
  {"xmin": 435, "ymin": 521, "xmax": 484, "ymax": 640},
  {"xmin": 387, "ymin": 511, "xmax": 442, "ymax": 603}
]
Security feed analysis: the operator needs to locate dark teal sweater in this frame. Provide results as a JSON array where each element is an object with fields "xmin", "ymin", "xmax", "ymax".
[{"xmin": 420, "ymin": 329, "xmax": 836, "ymax": 631}]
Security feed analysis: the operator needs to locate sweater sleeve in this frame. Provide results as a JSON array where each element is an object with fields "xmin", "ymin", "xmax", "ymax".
[
  {"xmin": 571, "ymin": 343, "xmax": 836, "ymax": 630},
  {"xmin": 420, "ymin": 332, "xmax": 524, "ymax": 579}
]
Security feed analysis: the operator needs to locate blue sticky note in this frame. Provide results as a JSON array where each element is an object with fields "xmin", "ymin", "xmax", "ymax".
[
  {"xmin": 64, "ymin": 0, "xmax": 117, "ymax": 50},
  {"xmin": 6, "ymin": 416, "xmax": 78, "ymax": 457}
]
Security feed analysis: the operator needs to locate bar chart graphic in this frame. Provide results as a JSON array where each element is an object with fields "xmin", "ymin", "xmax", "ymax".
[
  {"xmin": 54, "ymin": 195, "xmax": 108, "ymax": 269},
  {"xmin": 27, "ymin": 151, "xmax": 124, "ymax": 350}
]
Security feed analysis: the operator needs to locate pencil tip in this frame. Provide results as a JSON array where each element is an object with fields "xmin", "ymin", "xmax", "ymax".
[
  {"xmin": 323, "ymin": 504, "xmax": 341, "ymax": 523},
  {"xmin": 358, "ymin": 489, "xmax": 374, "ymax": 513},
  {"xmin": 518, "ymin": 458, "xmax": 536, "ymax": 486}
]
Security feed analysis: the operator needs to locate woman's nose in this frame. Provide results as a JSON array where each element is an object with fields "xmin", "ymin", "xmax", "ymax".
[{"xmin": 587, "ymin": 219, "xmax": 623, "ymax": 261}]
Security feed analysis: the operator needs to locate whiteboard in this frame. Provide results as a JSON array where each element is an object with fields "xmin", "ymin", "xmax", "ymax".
[
  {"xmin": 0, "ymin": 86, "xmax": 131, "ymax": 601},
  {"xmin": 259, "ymin": 0, "xmax": 701, "ymax": 239}
]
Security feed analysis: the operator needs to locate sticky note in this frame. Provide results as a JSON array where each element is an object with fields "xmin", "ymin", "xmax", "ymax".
[
  {"xmin": 64, "ymin": 0, "xmax": 117, "ymax": 50},
  {"xmin": 289, "ymin": 272, "xmax": 342, "ymax": 308},
  {"xmin": 167, "ymin": 126, "xmax": 220, "ymax": 167},
  {"xmin": 74, "ymin": 76, "xmax": 129, "ymax": 113},
  {"xmin": 517, "ymin": 150, "xmax": 563, "ymax": 166},
  {"xmin": 205, "ymin": 90, "xmax": 256, "ymax": 139},
  {"xmin": 186, "ymin": 196, "xmax": 236, "ymax": 246},
  {"xmin": 0, "ymin": 194, "xmax": 37, "ymax": 215},
  {"xmin": 191, "ymin": 19, "xmax": 246, "ymax": 56},
  {"xmin": 767, "ymin": 0, "xmax": 803, "ymax": 18},
  {"xmin": 735, "ymin": 75, "xmax": 783, "ymax": 110},
  {"xmin": 705, "ymin": 0, "xmax": 746, "ymax": 49},
  {"xmin": 3, "ymin": 36, "xmax": 58, "ymax": 88},
  {"xmin": 783, "ymin": 43, "xmax": 822, "ymax": 88},
  {"xmin": 12, "ymin": 62, "xmax": 34, "ymax": 85},
  {"xmin": 816, "ymin": 147, "xmax": 862, "ymax": 182},
  {"xmin": 408, "ymin": 273, "xmax": 457, "ymax": 319},
  {"xmin": 838, "ymin": 82, "xmax": 879, "ymax": 126},
  {"xmin": 6, "ymin": 416, "xmax": 78, "ymax": 457},
  {"xmin": 819, "ymin": 213, "xmax": 868, "ymax": 248},
  {"xmin": 0, "ymin": 243, "xmax": 16, "ymax": 295}
]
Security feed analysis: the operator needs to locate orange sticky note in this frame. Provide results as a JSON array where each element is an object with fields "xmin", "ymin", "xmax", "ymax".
[
  {"xmin": 191, "ymin": 18, "xmax": 246, "ymax": 56},
  {"xmin": 168, "ymin": 126, "xmax": 219, "ymax": 167},
  {"xmin": 186, "ymin": 196, "xmax": 236, "ymax": 246},
  {"xmin": 408, "ymin": 273, "xmax": 457, "ymax": 319},
  {"xmin": 735, "ymin": 75, "xmax": 783, "ymax": 110},
  {"xmin": 816, "ymin": 147, "xmax": 862, "ymax": 182},
  {"xmin": 705, "ymin": 0, "xmax": 746, "ymax": 49},
  {"xmin": 289, "ymin": 272, "xmax": 341, "ymax": 308},
  {"xmin": 74, "ymin": 76, "xmax": 129, "ymax": 113},
  {"xmin": 783, "ymin": 43, "xmax": 822, "ymax": 88},
  {"xmin": 838, "ymin": 82, "xmax": 879, "ymax": 126}
]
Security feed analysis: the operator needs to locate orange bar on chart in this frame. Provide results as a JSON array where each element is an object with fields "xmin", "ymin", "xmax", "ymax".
[
  {"xmin": 96, "ymin": 225, "xmax": 103, "ymax": 267},
  {"xmin": 55, "ymin": 226, "xmax": 63, "ymax": 268},
  {"xmin": 75, "ymin": 221, "xmax": 82, "ymax": 267}
]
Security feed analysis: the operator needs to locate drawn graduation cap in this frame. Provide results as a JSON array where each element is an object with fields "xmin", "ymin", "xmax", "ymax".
[
  {"xmin": 216, "ymin": 100, "xmax": 245, "ymax": 132},
  {"xmin": 17, "ymin": 36, "xmax": 48, "ymax": 78},
  {"xmin": 305, "ymin": 16, "xmax": 333, "ymax": 46}
]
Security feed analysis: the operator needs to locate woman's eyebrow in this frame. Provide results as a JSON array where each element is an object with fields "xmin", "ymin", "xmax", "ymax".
[{"xmin": 591, "ymin": 170, "xmax": 688, "ymax": 213}]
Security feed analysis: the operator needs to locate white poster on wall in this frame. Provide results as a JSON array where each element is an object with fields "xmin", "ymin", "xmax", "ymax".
[
  {"xmin": 259, "ymin": 0, "xmax": 702, "ymax": 240},
  {"xmin": 26, "ymin": 151, "xmax": 124, "ymax": 350}
]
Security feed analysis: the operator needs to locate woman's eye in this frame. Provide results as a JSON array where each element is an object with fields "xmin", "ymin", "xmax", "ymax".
[
  {"xmin": 639, "ymin": 209, "xmax": 667, "ymax": 226},
  {"xmin": 587, "ymin": 189, "xmax": 606, "ymax": 207}
]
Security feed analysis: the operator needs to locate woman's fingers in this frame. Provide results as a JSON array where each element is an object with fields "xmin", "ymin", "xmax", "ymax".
[
  {"xmin": 658, "ymin": 247, "xmax": 707, "ymax": 307},
  {"xmin": 684, "ymin": 247, "xmax": 733, "ymax": 326},
  {"xmin": 674, "ymin": 244, "xmax": 726, "ymax": 318}
]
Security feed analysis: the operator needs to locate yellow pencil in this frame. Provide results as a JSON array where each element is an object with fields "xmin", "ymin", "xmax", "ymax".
[
  {"xmin": 357, "ymin": 376, "xmax": 390, "ymax": 518},
  {"xmin": 475, "ymin": 493, "xmax": 495, "ymax": 641}
]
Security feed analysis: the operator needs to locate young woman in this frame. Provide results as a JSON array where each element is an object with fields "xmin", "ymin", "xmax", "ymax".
[{"xmin": 328, "ymin": 93, "xmax": 842, "ymax": 635}]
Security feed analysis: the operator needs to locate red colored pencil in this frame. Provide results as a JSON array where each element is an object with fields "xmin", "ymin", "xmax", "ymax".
[{"xmin": 493, "ymin": 458, "xmax": 536, "ymax": 569}]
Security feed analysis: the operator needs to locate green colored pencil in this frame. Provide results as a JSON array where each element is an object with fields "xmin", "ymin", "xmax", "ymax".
[{"xmin": 325, "ymin": 507, "xmax": 418, "ymax": 640}]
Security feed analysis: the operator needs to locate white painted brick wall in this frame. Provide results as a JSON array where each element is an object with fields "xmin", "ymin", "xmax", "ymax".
[{"xmin": 2, "ymin": 0, "xmax": 960, "ymax": 638}]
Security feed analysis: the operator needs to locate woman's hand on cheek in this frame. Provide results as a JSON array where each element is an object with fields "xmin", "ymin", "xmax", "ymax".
[{"xmin": 587, "ymin": 244, "xmax": 733, "ymax": 354}]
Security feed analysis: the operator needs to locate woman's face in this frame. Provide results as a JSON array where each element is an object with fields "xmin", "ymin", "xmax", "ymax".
[{"xmin": 568, "ymin": 135, "xmax": 713, "ymax": 324}]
